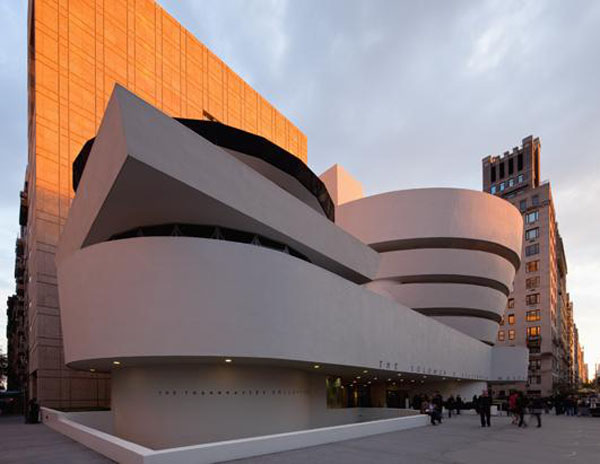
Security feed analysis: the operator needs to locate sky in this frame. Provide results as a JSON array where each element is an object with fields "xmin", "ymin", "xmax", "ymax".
[{"xmin": 0, "ymin": 0, "xmax": 598, "ymax": 377}]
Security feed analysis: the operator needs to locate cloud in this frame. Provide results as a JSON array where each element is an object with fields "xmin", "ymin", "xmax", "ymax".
[
  {"xmin": 465, "ymin": 0, "xmax": 543, "ymax": 74},
  {"xmin": 1, "ymin": 0, "xmax": 599, "ymax": 373}
]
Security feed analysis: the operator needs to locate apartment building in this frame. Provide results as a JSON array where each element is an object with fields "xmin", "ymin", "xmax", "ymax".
[{"xmin": 482, "ymin": 136, "xmax": 581, "ymax": 396}]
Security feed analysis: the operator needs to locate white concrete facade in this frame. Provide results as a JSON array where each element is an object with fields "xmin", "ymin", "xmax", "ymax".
[
  {"xmin": 335, "ymin": 189, "xmax": 523, "ymax": 344},
  {"xmin": 54, "ymin": 86, "xmax": 528, "ymax": 456}
]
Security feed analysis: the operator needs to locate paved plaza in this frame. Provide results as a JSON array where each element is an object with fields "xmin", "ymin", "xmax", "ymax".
[
  {"xmin": 230, "ymin": 414, "xmax": 600, "ymax": 464},
  {"xmin": 0, "ymin": 413, "xmax": 598, "ymax": 463},
  {"xmin": 0, "ymin": 415, "xmax": 112, "ymax": 464}
]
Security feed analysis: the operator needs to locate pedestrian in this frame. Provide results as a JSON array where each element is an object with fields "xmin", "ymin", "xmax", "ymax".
[
  {"xmin": 456, "ymin": 394, "xmax": 463, "ymax": 415},
  {"xmin": 517, "ymin": 392, "xmax": 528, "ymax": 427},
  {"xmin": 423, "ymin": 397, "xmax": 441, "ymax": 426},
  {"xmin": 565, "ymin": 396, "xmax": 573, "ymax": 416},
  {"xmin": 479, "ymin": 390, "xmax": 492, "ymax": 427},
  {"xmin": 555, "ymin": 396, "xmax": 564, "ymax": 415},
  {"xmin": 426, "ymin": 401, "xmax": 439, "ymax": 425},
  {"xmin": 420, "ymin": 395, "xmax": 429, "ymax": 414},
  {"xmin": 432, "ymin": 392, "xmax": 444, "ymax": 424},
  {"xmin": 26, "ymin": 398, "xmax": 40, "ymax": 424},
  {"xmin": 413, "ymin": 393, "xmax": 422, "ymax": 411},
  {"xmin": 446, "ymin": 395, "xmax": 455, "ymax": 418},
  {"xmin": 544, "ymin": 397, "xmax": 551, "ymax": 414},
  {"xmin": 509, "ymin": 390, "xmax": 519, "ymax": 424},
  {"xmin": 531, "ymin": 396, "xmax": 543, "ymax": 427}
]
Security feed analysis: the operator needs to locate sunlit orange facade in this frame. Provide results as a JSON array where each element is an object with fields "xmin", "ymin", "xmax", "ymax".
[{"xmin": 21, "ymin": 0, "xmax": 306, "ymax": 408}]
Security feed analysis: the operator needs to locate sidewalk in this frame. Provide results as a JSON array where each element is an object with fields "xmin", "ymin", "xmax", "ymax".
[
  {"xmin": 228, "ymin": 413, "xmax": 600, "ymax": 464},
  {"xmin": 0, "ymin": 415, "xmax": 113, "ymax": 464},
  {"xmin": 0, "ymin": 413, "xmax": 598, "ymax": 463}
]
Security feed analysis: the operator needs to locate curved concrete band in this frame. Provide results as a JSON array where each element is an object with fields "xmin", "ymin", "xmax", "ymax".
[
  {"xmin": 370, "ymin": 237, "xmax": 520, "ymax": 270},
  {"xmin": 337, "ymin": 188, "xmax": 523, "ymax": 343},
  {"xmin": 57, "ymin": 236, "xmax": 492, "ymax": 378},
  {"xmin": 380, "ymin": 275, "xmax": 510, "ymax": 296}
]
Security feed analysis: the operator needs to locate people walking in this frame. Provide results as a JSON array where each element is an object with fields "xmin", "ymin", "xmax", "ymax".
[
  {"xmin": 432, "ymin": 392, "xmax": 444, "ymax": 424},
  {"xmin": 427, "ymin": 400, "xmax": 442, "ymax": 425},
  {"xmin": 446, "ymin": 395, "xmax": 455, "ymax": 418},
  {"xmin": 479, "ymin": 390, "xmax": 492, "ymax": 427},
  {"xmin": 509, "ymin": 390, "xmax": 519, "ymax": 424},
  {"xmin": 531, "ymin": 396, "xmax": 543, "ymax": 427},
  {"xmin": 567, "ymin": 396, "xmax": 576, "ymax": 416},
  {"xmin": 422, "ymin": 395, "xmax": 441, "ymax": 426},
  {"xmin": 413, "ymin": 393, "xmax": 422, "ymax": 411},
  {"xmin": 517, "ymin": 392, "xmax": 528, "ymax": 427},
  {"xmin": 420, "ymin": 395, "xmax": 429, "ymax": 414},
  {"xmin": 456, "ymin": 394, "xmax": 463, "ymax": 415}
]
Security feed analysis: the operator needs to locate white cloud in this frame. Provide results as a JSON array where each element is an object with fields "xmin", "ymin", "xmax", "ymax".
[
  {"xmin": 1, "ymin": 0, "xmax": 600, "ymax": 370},
  {"xmin": 465, "ymin": 0, "xmax": 543, "ymax": 74}
]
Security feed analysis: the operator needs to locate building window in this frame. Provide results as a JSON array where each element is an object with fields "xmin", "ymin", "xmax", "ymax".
[
  {"xmin": 491, "ymin": 166, "xmax": 496, "ymax": 183},
  {"xmin": 518, "ymin": 174, "xmax": 524, "ymax": 183},
  {"xmin": 491, "ymin": 185, "xmax": 497, "ymax": 194},
  {"xmin": 518, "ymin": 153, "xmax": 523, "ymax": 171},
  {"xmin": 500, "ymin": 162, "xmax": 505, "ymax": 179},
  {"xmin": 507, "ymin": 298, "xmax": 515, "ymax": 309},
  {"xmin": 526, "ymin": 260, "xmax": 539, "ymax": 273},
  {"xmin": 508, "ymin": 329, "xmax": 515, "ymax": 340},
  {"xmin": 527, "ymin": 326, "xmax": 541, "ymax": 338},
  {"xmin": 525, "ymin": 228, "xmax": 539, "ymax": 241},
  {"xmin": 508, "ymin": 313, "xmax": 515, "ymax": 325},
  {"xmin": 525, "ymin": 243, "xmax": 540, "ymax": 256},
  {"xmin": 526, "ymin": 293, "xmax": 540, "ymax": 305},
  {"xmin": 500, "ymin": 182, "xmax": 505, "ymax": 192},
  {"xmin": 526, "ymin": 310, "xmax": 541, "ymax": 322},
  {"xmin": 508, "ymin": 178, "xmax": 514, "ymax": 187},
  {"xmin": 498, "ymin": 331, "xmax": 505, "ymax": 341},
  {"xmin": 509, "ymin": 158, "xmax": 514, "ymax": 175},
  {"xmin": 519, "ymin": 199, "xmax": 527, "ymax": 212},
  {"xmin": 529, "ymin": 359, "xmax": 541, "ymax": 370},
  {"xmin": 525, "ymin": 210, "xmax": 539, "ymax": 224},
  {"xmin": 529, "ymin": 346, "xmax": 540, "ymax": 354},
  {"xmin": 532, "ymin": 194, "xmax": 539, "ymax": 206},
  {"xmin": 526, "ymin": 276, "xmax": 540, "ymax": 289},
  {"xmin": 528, "ymin": 375, "xmax": 541, "ymax": 385}
]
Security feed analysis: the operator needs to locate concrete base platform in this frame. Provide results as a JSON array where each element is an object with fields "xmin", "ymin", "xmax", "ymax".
[
  {"xmin": 40, "ymin": 407, "xmax": 427, "ymax": 463},
  {"xmin": 3, "ymin": 412, "xmax": 599, "ymax": 463}
]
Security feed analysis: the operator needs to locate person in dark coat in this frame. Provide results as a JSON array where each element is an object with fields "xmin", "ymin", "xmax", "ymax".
[
  {"xmin": 479, "ymin": 390, "xmax": 492, "ymax": 427},
  {"xmin": 412, "ymin": 394, "xmax": 422, "ymax": 411},
  {"xmin": 531, "ymin": 396, "xmax": 544, "ymax": 427},
  {"xmin": 26, "ymin": 398, "xmax": 40, "ymax": 424},
  {"xmin": 517, "ymin": 392, "xmax": 529, "ymax": 427},
  {"xmin": 446, "ymin": 395, "xmax": 456, "ymax": 418},
  {"xmin": 456, "ymin": 394, "xmax": 463, "ymax": 415},
  {"xmin": 432, "ymin": 392, "xmax": 444, "ymax": 424},
  {"xmin": 472, "ymin": 394, "xmax": 479, "ymax": 414}
]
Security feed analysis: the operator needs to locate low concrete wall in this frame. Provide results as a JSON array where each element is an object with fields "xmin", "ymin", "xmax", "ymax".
[
  {"xmin": 65, "ymin": 410, "xmax": 114, "ymax": 434},
  {"xmin": 42, "ymin": 407, "xmax": 427, "ymax": 464},
  {"xmin": 41, "ymin": 408, "xmax": 151, "ymax": 464},
  {"xmin": 310, "ymin": 407, "xmax": 418, "ymax": 428}
]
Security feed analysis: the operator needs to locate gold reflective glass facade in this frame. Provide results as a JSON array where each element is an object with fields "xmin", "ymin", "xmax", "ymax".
[{"xmin": 25, "ymin": 0, "xmax": 306, "ymax": 408}]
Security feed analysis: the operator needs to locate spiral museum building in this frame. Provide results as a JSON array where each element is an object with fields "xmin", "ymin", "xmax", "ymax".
[{"xmin": 49, "ymin": 85, "xmax": 528, "ymax": 459}]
